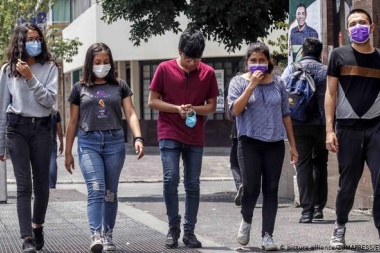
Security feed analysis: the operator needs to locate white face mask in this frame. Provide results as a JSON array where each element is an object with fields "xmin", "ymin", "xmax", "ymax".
[{"xmin": 93, "ymin": 64, "xmax": 111, "ymax": 78}]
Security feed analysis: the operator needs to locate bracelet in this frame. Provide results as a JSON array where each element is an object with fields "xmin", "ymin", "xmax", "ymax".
[{"xmin": 134, "ymin": 137, "xmax": 144, "ymax": 143}]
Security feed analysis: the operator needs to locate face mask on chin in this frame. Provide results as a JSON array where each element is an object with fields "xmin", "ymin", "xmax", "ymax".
[
  {"xmin": 93, "ymin": 64, "xmax": 111, "ymax": 78},
  {"xmin": 349, "ymin": 24, "xmax": 371, "ymax": 44}
]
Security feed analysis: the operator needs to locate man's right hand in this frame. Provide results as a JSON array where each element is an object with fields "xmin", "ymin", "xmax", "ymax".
[
  {"xmin": 326, "ymin": 131, "xmax": 339, "ymax": 153},
  {"xmin": 0, "ymin": 155, "xmax": 5, "ymax": 162}
]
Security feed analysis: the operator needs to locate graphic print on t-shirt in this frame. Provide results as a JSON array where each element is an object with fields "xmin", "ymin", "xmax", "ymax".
[{"xmin": 91, "ymin": 90, "xmax": 110, "ymax": 119}]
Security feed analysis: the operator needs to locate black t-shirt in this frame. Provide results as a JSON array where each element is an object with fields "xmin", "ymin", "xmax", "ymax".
[
  {"xmin": 327, "ymin": 45, "xmax": 380, "ymax": 128},
  {"xmin": 68, "ymin": 79, "xmax": 133, "ymax": 131}
]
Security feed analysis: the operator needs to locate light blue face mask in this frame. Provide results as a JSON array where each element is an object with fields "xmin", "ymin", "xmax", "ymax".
[
  {"xmin": 185, "ymin": 110, "xmax": 197, "ymax": 128},
  {"xmin": 25, "ymin": 41, "xmax": 42, "ymax": 57}
]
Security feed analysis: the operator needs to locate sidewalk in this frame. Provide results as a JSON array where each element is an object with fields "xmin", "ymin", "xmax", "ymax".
[{"xmin": 1, "ymin": 142, "xmax": 379, "ymax": 252}]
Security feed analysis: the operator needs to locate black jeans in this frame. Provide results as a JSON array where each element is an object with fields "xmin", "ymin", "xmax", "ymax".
[
  {"xmin": 6, "ymin": 114, "xmax": 52, "ymax": 238},
  {"xmin": 336, "ymin": 123, "xmax": 380, "ymax": 237},
  {"xmin": 293, "ymin": 125, "xmax": 328, "ymax": 215},
  {"xmin": 238, "ymin": 136, "xmax": 284, "ymax": 236},
  {"xmin": 230, "ymin": 138, "xmax": 241, "ymax": 190}
]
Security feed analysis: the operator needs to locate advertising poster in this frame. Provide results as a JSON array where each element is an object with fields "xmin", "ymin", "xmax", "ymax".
[
  {"xmin": 215, "ymin": 69, "xmax": 225, "ymax": 113},
  {"xmin": 288, "ymin": 0, "xmax": 322, "ymax": 63}
]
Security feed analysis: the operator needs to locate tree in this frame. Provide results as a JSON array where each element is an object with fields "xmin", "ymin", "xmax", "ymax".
[
  {"xmin": 0, "ymin": 0, "xmax": 81, "ymax": 63},
  {"xmin": 98, "ymin": 0, "xmax": 289, "ymax": 52},
  {"xmin": 265, "ymin": 21, "xmax": 289, "ymax": 58}
]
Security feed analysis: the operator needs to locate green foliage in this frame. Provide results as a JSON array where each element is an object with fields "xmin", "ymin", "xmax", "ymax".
[
  {"xmin": 98, "ymin": 0, "xmax": 289, "ymax": 53},
  {"xmin": 265, "ymin": 22, "xmax": 289, "ymax": 58},
  {"xmin": 46, "ymin": 28, "xmax": 82, "ymax": 63},
  {"xmin": 0, "ymin": 0, "xmax": 81, "ymax": 63}
]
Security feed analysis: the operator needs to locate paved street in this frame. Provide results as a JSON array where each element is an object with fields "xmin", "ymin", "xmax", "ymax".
[{"xmin": 1, "ymin": 142, "xmax": 379, "ymax": 252}]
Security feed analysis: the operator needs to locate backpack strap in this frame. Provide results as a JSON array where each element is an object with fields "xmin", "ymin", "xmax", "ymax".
[{"xmin": 291, "ymin": 62, "xmax": 303, "ymax": 72}]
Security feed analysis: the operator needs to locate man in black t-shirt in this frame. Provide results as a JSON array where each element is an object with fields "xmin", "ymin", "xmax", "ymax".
[{"xmin": 325, "ymin": 9, "xmax": 380, "ymax": 248}]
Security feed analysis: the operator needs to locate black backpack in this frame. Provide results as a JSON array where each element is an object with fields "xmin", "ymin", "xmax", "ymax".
[{"xmin": 286, "ymin": 62, "xmax": 317, "ymax": 122}]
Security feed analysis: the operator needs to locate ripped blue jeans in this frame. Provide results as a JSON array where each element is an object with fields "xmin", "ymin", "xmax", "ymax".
[{"xmin": 77, "ymin": 129, "xmax": 126, "ymax": 235}]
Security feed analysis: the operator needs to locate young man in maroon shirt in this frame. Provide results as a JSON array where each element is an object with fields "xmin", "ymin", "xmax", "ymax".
[{"xmin": 148, "ymin": 28, "xmax": 219, "ymax": 248}]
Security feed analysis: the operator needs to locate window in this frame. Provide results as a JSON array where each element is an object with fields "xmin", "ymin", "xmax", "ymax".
[
  {"xmin": 71, "ymin": 0, "xmax": 92, "ymax": 21},
  {"xmin": 51, "ymin": 0, "xmax": 70, "ymax": 24}
]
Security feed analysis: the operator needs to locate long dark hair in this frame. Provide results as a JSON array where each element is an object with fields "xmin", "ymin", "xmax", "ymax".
[
  {"xmin": 5, "ymin": 23, "xmax": 53, "ymax": 77},
  {"xmin": 82, "ymin": 43, "xmax": 118, "ymax": 86}
]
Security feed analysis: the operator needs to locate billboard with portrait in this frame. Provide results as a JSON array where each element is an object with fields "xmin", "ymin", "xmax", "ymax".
[{"xmin": 288, "ymin": 0, "xmax": 322, "ymax": 63}]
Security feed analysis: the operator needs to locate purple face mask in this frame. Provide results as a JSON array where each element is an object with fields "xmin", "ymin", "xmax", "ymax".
[
  {"xmin": 349, "ymin": 24, "xmax": 370, "ymax": 44},
  {"xmin": 248, "ymin": 63, "xmax": 268, "ymax": 73}
]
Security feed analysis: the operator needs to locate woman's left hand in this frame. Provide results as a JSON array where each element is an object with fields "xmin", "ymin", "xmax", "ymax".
[
  {"xmin": 16, "ymin": 59, "xmax": 33, "ymax": 80},
  {"xmin": 134, "ymin": 141, "xmax": 144, "ymax": 159}
]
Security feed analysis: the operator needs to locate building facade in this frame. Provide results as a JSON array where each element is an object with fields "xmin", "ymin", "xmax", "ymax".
[
  {"xmin": 49, "ymin": 0, "xmax": 286, "ymax": 146},
  {"xmin": 53, "ymin": 0, "xmax": 380, "ymax": 209}
]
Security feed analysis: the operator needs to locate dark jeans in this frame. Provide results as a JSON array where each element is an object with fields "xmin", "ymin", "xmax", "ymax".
[
  {"xmin": 336, "ymin": 123, "xmax": 380, "ymax": 237},
  {"xmin": 293, "ymin": 125, "xmax": 328, "ymax": 215},
  {"xmin": 6, "ymin": 114, "xmax": 52, "ymax": 238},
  {"xmin": 238, "ymin": 136, "xmax": 284, "ymax": 236},
  {"xmin": 230, "ymin": 138, "xmax": 242, "ymax": 190},
  {"xmin": 49, "ymin": 143, "xmax": 58, "ymax": 188},
  {"xmin": 159, "ymin": 139, "xmax": 203, "ymax": 232}
]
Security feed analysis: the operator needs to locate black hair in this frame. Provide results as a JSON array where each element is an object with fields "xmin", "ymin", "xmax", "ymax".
[
  {"xmin": 4, "ymin": 23, "xmax": 53, "ymax": 78},
  {"xmin": 296, "ymin": 3, "xmax": 307, "ymax": 14},
  {"xmin": 82, "ymin": 43, "xmax": 118, "ymax": 86},
  {"xmin": 178, "ymin": 28, "xmax": 205, "ymax": 58},
  {"xmin": 245, "ymin": 42, "xmax": 274, "ymax": 74},
  {"xmin": 347, "ymin": 8, "xmax": 372, "ymax": 26},
  {"xmin": 302, "ymin": 37, "xmax": 323, "ymax": 58}
]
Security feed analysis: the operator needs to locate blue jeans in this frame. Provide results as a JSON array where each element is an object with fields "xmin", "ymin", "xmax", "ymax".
[
  {"xmin": 159, "ymin": 139, "xmax": 203, "ymax": 232},
  {"xmin": 6, "ymin": 114, "xmax": 52, "ymax": 238},
  {"xmin": 77, "ymin": 129, "xmax": 126, "ymax": 235},
  {"xmin": 49, "ymin": 143, "xmax": 58, "ymax": 188}
]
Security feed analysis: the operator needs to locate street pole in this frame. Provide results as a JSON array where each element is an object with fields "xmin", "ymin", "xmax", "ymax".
[{"xmin": 0, "ymin": 161, "xmax": 7, "ymax": 203}]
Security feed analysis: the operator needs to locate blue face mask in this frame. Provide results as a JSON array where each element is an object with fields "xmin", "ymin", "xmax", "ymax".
[
  {"xmin": 25, "ymin": 41, "xmax": 42, "ymax": 57},
  {"xmin": 248, "ymin": 63, "xmax": 268, "ymax": 73},
  {"xmin": 185, "ymin": 110, "xmax": 197, "ymax": 128}
]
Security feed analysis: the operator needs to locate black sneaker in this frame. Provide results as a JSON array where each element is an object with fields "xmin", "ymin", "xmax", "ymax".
[
  {"xmin": 32, "ymin": 227, "xmax": 44, "ymax": 251},
  {"xmin": 165, "ymin": 227, "xmax": 181, "ymax": 248},
  {"xmin": 313, "ymin": 210, "xmax": 324, "ymax": 219},
  {"xmin": 299, "ymin": 213, "xmax": 313, "ymax": 223},
  {"xmin": 22, "ymin": 237, "xmax": 37, "ymax": 253},
  {"xmin": 183, "ymin": 231, "xmax": 202, "ymax": 248}
]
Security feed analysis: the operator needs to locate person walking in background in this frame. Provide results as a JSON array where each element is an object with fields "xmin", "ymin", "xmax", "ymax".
[
  {"xmin": 325, "ymin": 9, "xmax": 380, "ymax": 248},
  {"xmin": 228, "ymin": 42, "xmax": 298, "ymax": 251},
  {"xmin": 224, "ymin": 104, "xmax": 242, "ymax": 206},
  {"xmin": 49, "ymin": 109, "xmax": 63, "ymax": 189},
  {"xmin": 230, "ymin": 119, "xmax": 243, "ymax": 206},
  {"xmin": 148, "ymin": 28, "xmax": 219, "ymax": 249},
  {"xmin": 281, "ymin": 37, "xmax": 328, "ymax": 224},
  {"xmin": 0, "ymin": 23, "xmax": 58, "ymax": 253},
  {"xmin": 289, "ymin": 3, "xmax": 319, "ymax": 62},
  {"xmin": 64, "ymin": 43, "xmax": 144, "ymax": 253}
]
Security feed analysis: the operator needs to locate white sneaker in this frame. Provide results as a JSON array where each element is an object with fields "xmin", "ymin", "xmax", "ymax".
[
  {"xmin": 330, "ymin": 224, "xmax": 346, "ymax": 249},
  {"xmin": 90, "ymin": 232, "xmax": 103, "ymax": 253},
  {"xmin": 237, "ymin": 219, "xmax": 251, "ymax": 245},
  {"xmin": 103, "ymin": 230, "xmax": 116, "ymax": 252},
  {"xmin": 261, "ymin": 232, "xmax": 277, "ymax": 251}
]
